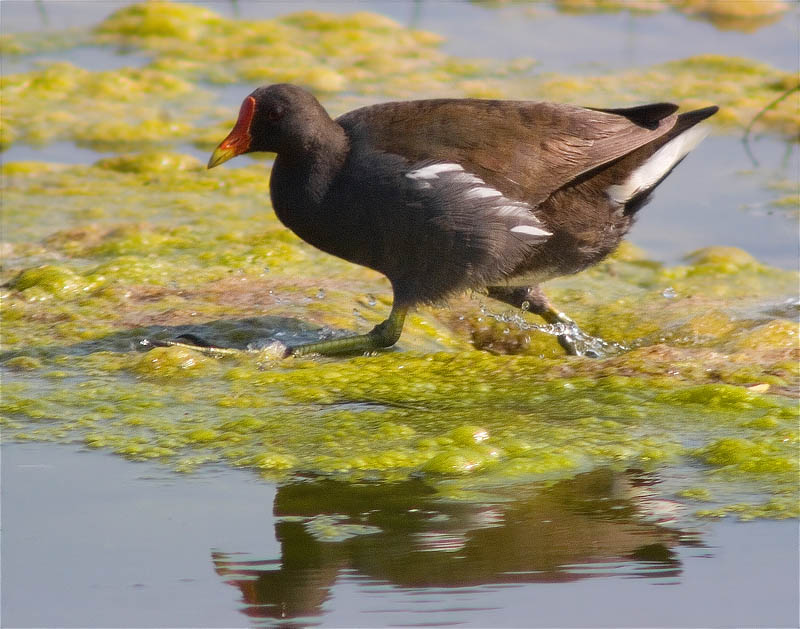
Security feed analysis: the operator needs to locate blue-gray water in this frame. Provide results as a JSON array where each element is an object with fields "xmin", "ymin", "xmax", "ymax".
[{"xmin": 3, "ymin": 442, "xmax": 798, "ymax": 628}]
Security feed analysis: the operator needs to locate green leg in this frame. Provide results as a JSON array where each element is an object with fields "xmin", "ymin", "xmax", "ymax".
[
  {"xmin": 289, "ymin": 303, "xmax": 408, "ymax": 357},
  {"xmin": 150, "ymin": 304, "xmax": 408, "ymax": 359}
]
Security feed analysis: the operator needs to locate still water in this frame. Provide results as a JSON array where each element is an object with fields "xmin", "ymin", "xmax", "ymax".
[{"xmin": 3, "ymin": 442, "xmax": 798, "ymax": 628}]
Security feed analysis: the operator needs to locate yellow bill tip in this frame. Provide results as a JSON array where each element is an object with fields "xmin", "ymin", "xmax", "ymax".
[{"xmin": 207, "ymin": 145, "xmax": 237, "ymax": 169}]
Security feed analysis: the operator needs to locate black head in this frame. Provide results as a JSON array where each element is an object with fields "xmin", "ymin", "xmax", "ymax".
[{"xmin": 208, "ymin": 84, "xmax": 333, "ymax": 168}]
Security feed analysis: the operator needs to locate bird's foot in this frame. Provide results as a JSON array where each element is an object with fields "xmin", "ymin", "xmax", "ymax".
[
  {"xmin": 288, "ymin": 304, "xmax": 408, "ymax": 357},
  {"xmin": 146, "ymin": 335, "xmax": 290, "ymax": 359},
  {"xmin": 543, "ymin": 314, "xmax": 624, "ymax": 358},
  {"xmin": 485, "ymin": 286, "xmax": 627, "ymax": 358}
]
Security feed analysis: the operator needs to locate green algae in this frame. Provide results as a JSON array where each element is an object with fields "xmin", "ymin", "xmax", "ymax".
[
  {"xmin": 95, "ymin": 151, "xmax": 203, "ymax": 174},
  {"xmin": 133, "ymin": 346, "xmax": 219, "ymax": 378},
  {"xmin": 1, "ymin": 4, "xmax": 799, "ymax": 521},
  {"xmin": 677, "ymin": 487, "xmax": 713, "ymax": 501},
  {"xmin": 95, "ymin": 2, "xmax": 226, "ymax": 39},
  {"xmin": 1, "ymin": 2, "xmax": 797, "ymax": 156},
  {"xmin": 555, "ymin": 0, "xmax": 668, "ymax": 14},
  {"xmin": 698, "ymin": 437, "xmax": 796, "ymax": 474},
  {"xmin": 0, "ymin": 30, "xmax": 89, "ymax": 57},
  {"xmin": 757, "ymin": 177, "xmax": 800, "ymax": 218},
  {"xmin": 1, "ymin": 62, "xmax": 205, "ymax": 149},
  {"xmin": 9, "ymin": 264, "xmax": 101, "ymax": 299},
  {"xmin": 553, "ymin": 0, "xmax": 790, "ymax": 32},
  {"xmin": 93, "ymin": 4, "xmax": 460, "ymax": 94},
  {"xmin": 2, "ymin": 342, "xmax": 797, "ymax": 519}
]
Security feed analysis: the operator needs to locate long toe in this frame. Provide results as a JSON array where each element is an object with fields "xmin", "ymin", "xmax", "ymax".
[{"xmin": 556, "ymin": 333, "xmax": 581, "ymax": 356}]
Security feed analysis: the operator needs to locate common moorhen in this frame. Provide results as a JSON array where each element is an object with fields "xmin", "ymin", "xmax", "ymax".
[{"xmin": 207, "ymin": 84, "xmax": 717, "ymax": 357}]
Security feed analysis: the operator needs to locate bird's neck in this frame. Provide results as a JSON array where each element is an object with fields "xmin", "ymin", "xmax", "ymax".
[{"xmin": 270, "ymin": 124, "xmax": 349, "ymax": 223}]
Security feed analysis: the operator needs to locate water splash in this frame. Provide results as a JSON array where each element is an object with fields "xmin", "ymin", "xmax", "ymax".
[{"xmin": 478, "ymin": 303, "xmax": 628, "ymax": 358}]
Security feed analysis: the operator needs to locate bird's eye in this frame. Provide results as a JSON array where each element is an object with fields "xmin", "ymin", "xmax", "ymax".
[{"xmin": 267, "ymin": 109, "xmax": 283, "ymax": 121}]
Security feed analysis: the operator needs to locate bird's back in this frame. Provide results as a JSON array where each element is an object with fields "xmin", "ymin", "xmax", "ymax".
[
  {"xmin": 337, "ymin": 99, "xmax": 684, "ymax": 209},
  {"xmin": 337, "ymin": 99, "xmax": 717, "ymax": 286}
]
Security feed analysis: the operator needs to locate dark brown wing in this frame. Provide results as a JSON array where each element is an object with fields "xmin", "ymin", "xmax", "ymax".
[{"xmin": 336, "ymin": 99, "xmax": 680, "ymax": 208}]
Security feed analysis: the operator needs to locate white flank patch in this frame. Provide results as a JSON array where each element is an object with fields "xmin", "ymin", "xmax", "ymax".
[
  {"xmin": 465, "ymin": 186, "xmax": 503, "ymax": 199},
  {"xmin": 405, "ymin": 162, "xmax": 551, "ymax": 241},
  {"xmin": 452, "ymin": 172, "xmax": 484, "ymax": 186},
  {"xmin": 496, "ymin": 203, "xmax": 531, "ymax": 218},
  {"xmin": 406, "ymin": 162, "xmax": 464, "ymax": 180},
  {"xmin": 606, "ymin": 124, "xmax": 710, "ymax": 204},
  {"xmin": 510, "ymin": 225, "xmax": 552, "ymax": 237}
]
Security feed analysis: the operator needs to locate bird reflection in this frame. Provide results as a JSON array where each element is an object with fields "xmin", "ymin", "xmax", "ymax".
[{"xmin": 213, "ymin": 468, "xmax": 699, "ymax": 623}]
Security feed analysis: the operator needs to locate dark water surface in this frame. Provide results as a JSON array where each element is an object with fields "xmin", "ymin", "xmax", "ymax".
[{"xmin": 3, "ymin": 442, "xmax": 798, "ymax": 628}]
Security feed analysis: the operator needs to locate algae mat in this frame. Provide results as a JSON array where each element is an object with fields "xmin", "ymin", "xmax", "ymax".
[{"xmin": 1, "ymin": 3, "xmax": 799, "ymax": 522}]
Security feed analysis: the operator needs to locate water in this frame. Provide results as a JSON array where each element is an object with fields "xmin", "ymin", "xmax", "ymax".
[
  {"xmin": 3, "ymin": 1, "xmax": 796, "ymax": 72},
  {"xmin": 2, "ymin": 442, "xmax": 798, "ymax": 628}
]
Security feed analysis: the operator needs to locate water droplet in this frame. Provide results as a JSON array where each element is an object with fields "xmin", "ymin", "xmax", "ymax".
[
  {"xmin": 316, "ymin": 288, "xmax": 326, "ymax": 299},
  {"xmin": 662, "ymin": 287, "xmax": 677, "ymax": 299},
  {"xmin": 366, "ymin": 294, "xmax": 377, "ymax": 307}
]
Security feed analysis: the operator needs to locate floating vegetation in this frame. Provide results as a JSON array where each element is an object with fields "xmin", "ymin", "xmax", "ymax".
[
  {"xmin": 2, "ymin": 154, "xmax": 798, "ymax": 520},
  {"xmin": 553, "ymin": 0, "xmax": 790, "ymax": 32},
  {"xmin": 1, "ymin": 2, "xmax": 797, "ymax": 521},
  {"xmin": 1, "ymin": 62, "xmax": 204, "ymax": 150}
]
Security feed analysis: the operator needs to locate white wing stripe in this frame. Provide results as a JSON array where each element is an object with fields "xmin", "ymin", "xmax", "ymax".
[
  {"xmin": 607, "ymin": 125, "xmax": 709, "ymax": 204},
  {"xmin": 406, "ymin": 163, "xmax": 464, "ymax": 180},
  {"xmin": 511, "ymin": 225, "xmax": 552, "ymax": 237},
  {"xmin": 496, "ymin": 203, "xmax": 531, "ymax": 218},
  {"xmin": 465, "ymin": 186, "xmax": 503, "ymax": 199},
  {"xmin": 406, "ymin": 162, "xmax": 551, "ymax": 242}
]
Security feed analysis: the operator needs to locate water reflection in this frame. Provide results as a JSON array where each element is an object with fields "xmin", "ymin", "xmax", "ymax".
[{"xmin": 213, "ymin": 469, "xmax": 701, "ymax": 623}]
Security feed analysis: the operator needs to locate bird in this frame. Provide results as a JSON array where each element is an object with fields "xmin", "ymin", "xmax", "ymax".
[{"xmin": 205, "ymin": 83, "xmax": 718, "ymax": 357}]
